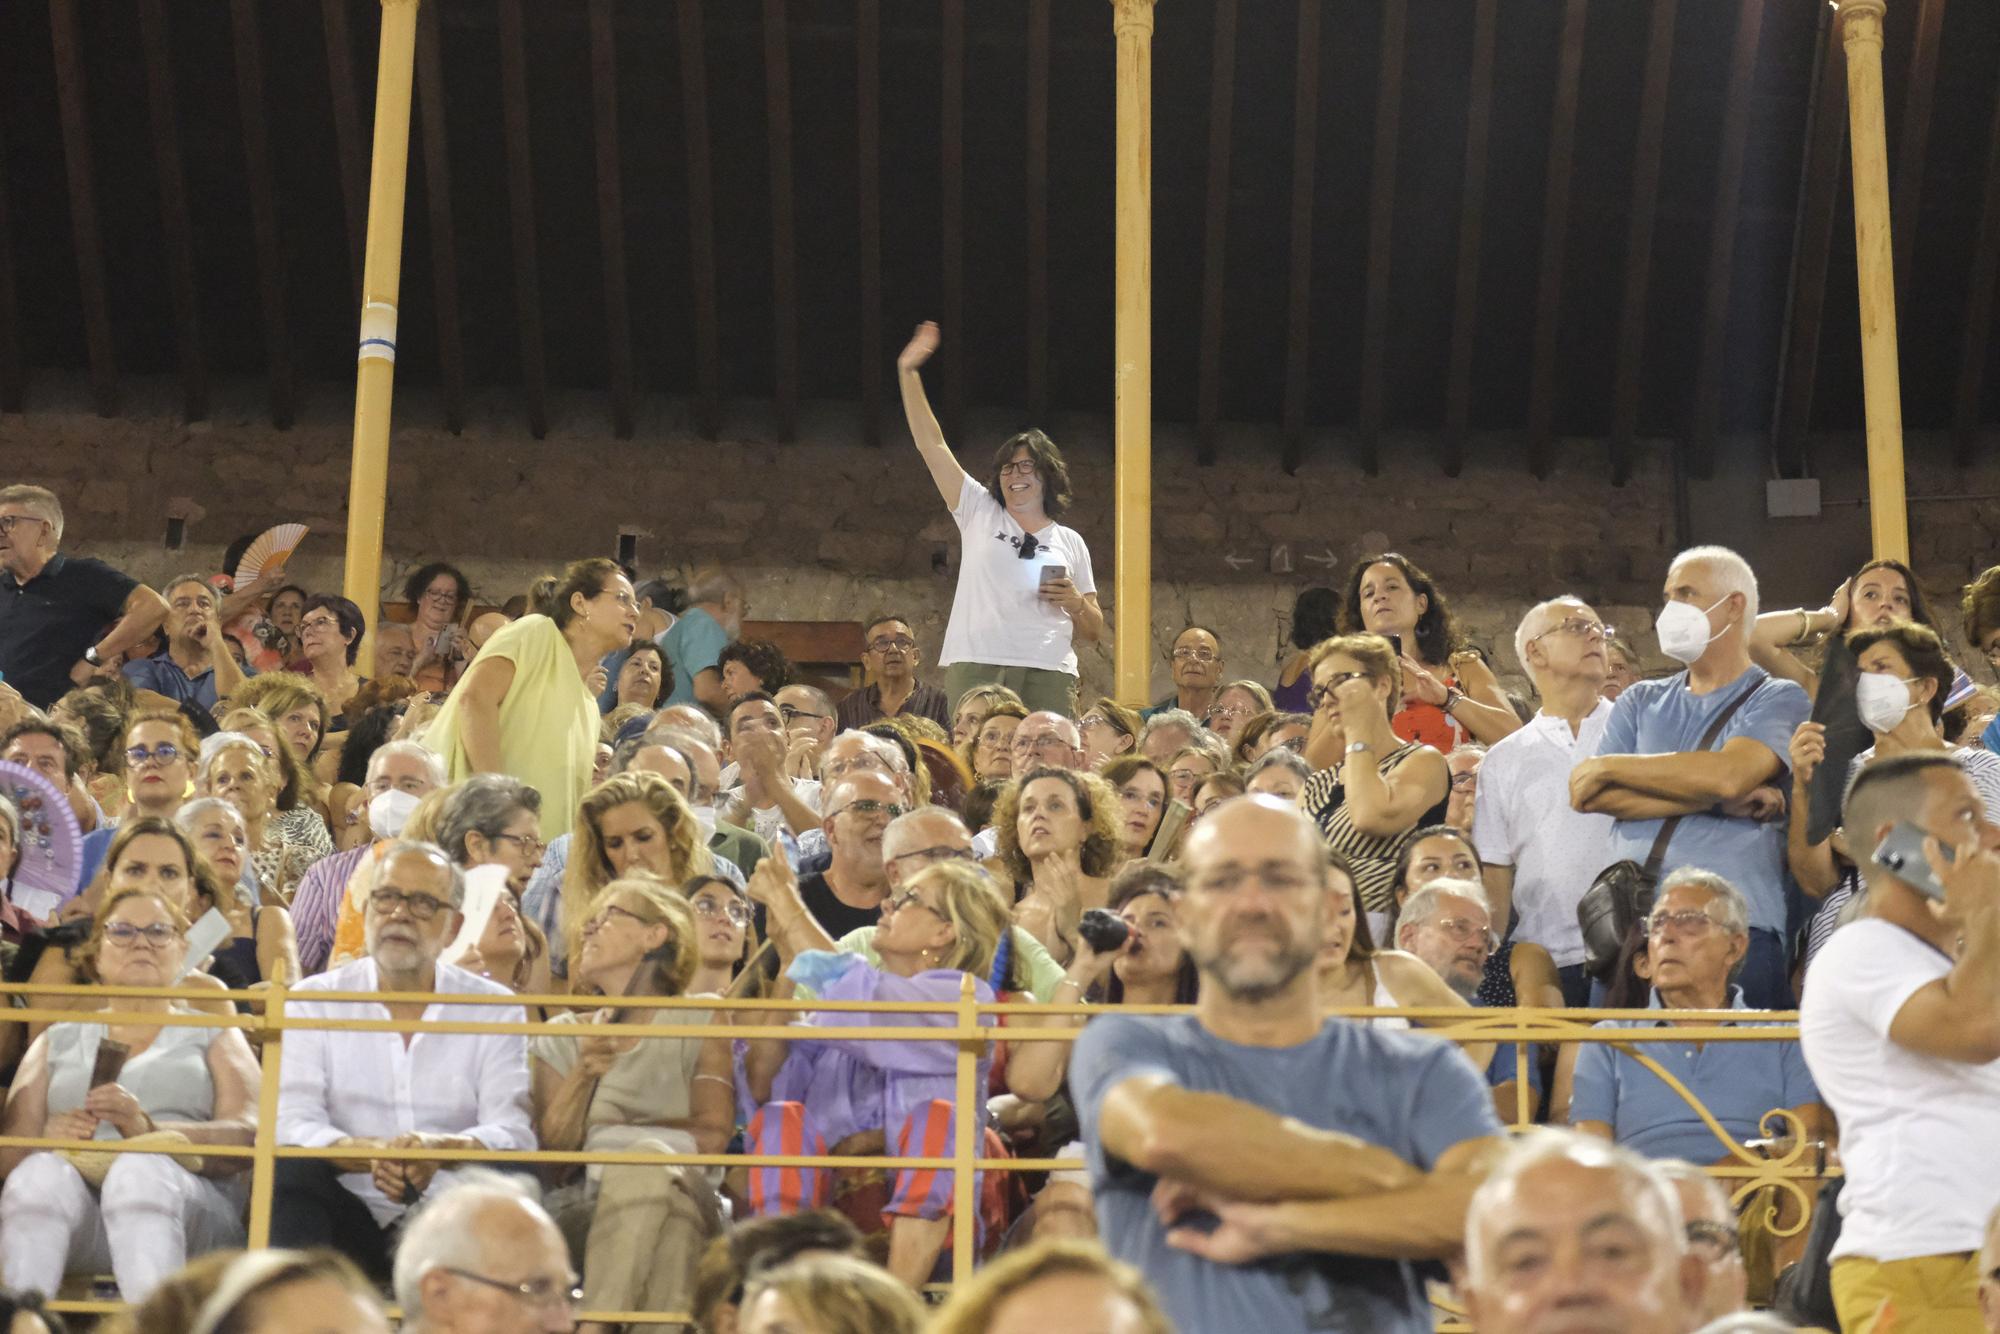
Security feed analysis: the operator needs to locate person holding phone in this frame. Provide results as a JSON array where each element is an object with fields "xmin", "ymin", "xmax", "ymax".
[
  {"xmin": 1799, "ymin": 751, "xmax": 2000, "ymax": 1333},
  {"xmin": 897, "ymin": 321, "xmax": 1104, "ymax": 719},
  {"xmin": 402, "ymin": 563, "xmax": 474, "ymax": 694},
  {"xmin": 1337, "ymin": 553, "xmax": 1520, "ymax": 752}
]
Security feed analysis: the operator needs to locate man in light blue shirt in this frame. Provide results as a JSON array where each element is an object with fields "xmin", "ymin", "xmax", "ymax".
[
  {"xmin": 661, "ymin": 566, "xmax": 742, "ymax": 715},
  {"xmin": 1572, "ymin": 546, "xmax": 1809, "ymax": 1008}
]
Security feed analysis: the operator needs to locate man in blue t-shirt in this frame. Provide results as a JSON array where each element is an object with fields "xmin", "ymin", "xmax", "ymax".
[
  {"xmin": 1570, "ymin": 546, "xmax": 1809, "ymax": 1008},
  {"xmin": 1071, "ymin": 796, "xmax": 1503, "ymax": 1334},
  {"xmin": 661, "ymin": 566, "xmax": 743, "ymax": 716}
]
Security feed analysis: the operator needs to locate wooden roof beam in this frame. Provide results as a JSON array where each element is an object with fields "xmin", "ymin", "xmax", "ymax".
[
  {"xmin": 1608, "ymin": 0, "xmax": 1678, "ymax": 486},
  {"xmin": 416, "ymin": 0, "xmax": 468, "ymax": 433},
  {"xmin": 138, "ymin": 0, "xmax": 208, "ymax": 421},
  {"xmin": 321, "ymin": 0, "xmax": 369, "ymax": 307},
  {"xmin": 1953, "ymin": 59, "xmax": 2000, "ymax": 465},
  {"xmin": 1525, "ymin": 0, "xmax": 1588, "ymax": 479},
  {"xmin": 1891, "ymin": 0, "xmax": 1947, "ymax": 306},
  {"xmin": 49, "ymin": 0, "xmax": 118, "ymax": 417},
  {"xmin": 589, "ymin": 0, "xmax": 635, "ymax": 438},
  {"xmin": 1772, "ymin": 16, "xmax": 1846, "ymax": 477},
  {"xmin": 0, "ymin": 114, "xmax": 22, "ymax": 413},
  {"xmin": 1281, "ymin": 0, "xmax": 1323, "ymax": 474},
  {"xmin": 498, "ymin": 0, "xmax": 549, "ymax": 438},
  {"xmin": 1356, "ymin": 0, "xmax": 1409, "ymax": 476},
  {"xmin": 1442, "ymin": 0, "xmax": 1499, "ymax": 477},
  {"xmin": 857, "ymin": 0, "xmax": 882, "ymax": 445},
  {"xmin": 940, "ymin": 0, "xmax": 966, "ymax": 442},
  {"xmin": 1026, "ymin": 0, "xmax": 1051, "ymax": 423},
  {"xmin": 228, "ymin": 0, "xmax": 294, "ymax": 427},
  {"xmin": 678, "ymin": 0, "xmax": 721, "ymax": 438},
  {"xmin": 1194, "ymin": 0, "xmax": 1239, "ymax": 466},
  {"xmin": 764, "ymin": 0, "xmax": 799, "ymax": 441}
]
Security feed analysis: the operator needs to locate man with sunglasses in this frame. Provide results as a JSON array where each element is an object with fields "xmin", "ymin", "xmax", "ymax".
[
  {"xmin": 274, "ymin": 840, "xmax": 535, "ymax": 1283},
  {"xmin": 835, "ymin": 614, "xmax": 953, "ymax": 732},
  {"xmin": 0, "ymin": 483, "xmax": 168, "ymax": 709},
  {"xmin": 1570, "ymin": 870, "xmax": 1826, "ymax": 1171}
]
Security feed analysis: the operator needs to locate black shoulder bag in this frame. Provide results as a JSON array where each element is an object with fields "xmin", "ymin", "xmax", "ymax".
[{"xmin": 1577, "ymin": 676, "xmax": 1762, "ymax": 979}]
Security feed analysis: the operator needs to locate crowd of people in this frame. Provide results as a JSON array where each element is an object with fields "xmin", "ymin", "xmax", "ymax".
[{"xmin": 4, "ymin": 322, "xmax": 2000, "ymax": 1332}]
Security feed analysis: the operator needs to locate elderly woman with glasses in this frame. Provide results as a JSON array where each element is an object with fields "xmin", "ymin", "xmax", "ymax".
[
  {"xmin": 197, "ymin": 731, "xmax": 327, "ymax": 907},
  {"xmin": 1077, "ymin": 697, "xmax": 1142, "ymax": 769},
  {"xmin": 0, "ymin": 883, "xmax": 260, "ymax": 1302},
  {"xmin": 531, "ymin": 874, "xmax": 732, "ymax": 1334},
  {"xmin": 425, "ymin": 558, "xmax": 638, "ymax": 843},
  {"xmin": 174, "ymin": 797, "xmax": 301, "ymax": 990},
  {"xmin": 432, "ymin": 775, "xmax": 551, "ymax": 996},
  {"xmin": 961, "ymin": 700, "xmax": 1028, "ymax": 784},
  {"xmin": 1202, "ymin": 679, "xmax": 1273, "ymax": 747},
  {"xmin": 403, "ymin": 562, "xmax": 475, "ymax": 694},
  {"xmin": 743, "ymin": 859, "xmax": 1010, "ymax": 1287}
]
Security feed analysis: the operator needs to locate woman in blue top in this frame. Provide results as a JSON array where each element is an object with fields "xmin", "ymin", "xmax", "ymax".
[
  {"xmin": 897, "ymin": 322, "xmax": 1105, "ymax": 718},
  {"xmin": 0, "ymin": 884, "xmax": 259, "ymax": 1302}
]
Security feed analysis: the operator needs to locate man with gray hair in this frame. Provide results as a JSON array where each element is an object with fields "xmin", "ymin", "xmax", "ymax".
[
  {"xmin": 1572, "ymin": 546, "xmax": 1810, "ymax": 1008},
  {"xmin": 291, "ymin": 738, "xmax": 448, "ymax": 973},
  {"xmin": 1138, "ymin": 707, "xmax": 1201, "ymax": 767},
  {"xmin": 394, "ymin": 1170, "xmax": 576, "ymax": 1334},
  {"xmin": 1461, "ymin": 1129, "xmax": 1705, "ymax": 1334},
  {"xmin": 119, "ymin": 572, "xmax": 248, "ymax": 711},
  {"xmin": 1475, "ymin": 595, "xmax": 1617, "ymax": 1005},
  {"xmin": 662, "ymin": 564, "xmax": 743, "ymax": 715},
  {"xmin": 1570, "ymin": 868, "xmax": 1825, "ymax": 1166},
  {"xmin": 1398, "ymin": 876, "xmax": 1540, "ymax": 1122},
  {"xmin": 0, "ymin": 482, "xmax": 169, "ymax": 707},
  {"xmin": 274, "ymin": 839, "xmax": 535, "ymax": 1282},
  {"xmin": 1654, "ymin": 1158, "xmax": 1750, "ymax": 1326}
]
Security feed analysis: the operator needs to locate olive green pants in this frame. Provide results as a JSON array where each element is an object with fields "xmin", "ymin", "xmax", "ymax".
[{"xmin": 942, "ymin": 662, "xmax": 1080, "ymax": 719}]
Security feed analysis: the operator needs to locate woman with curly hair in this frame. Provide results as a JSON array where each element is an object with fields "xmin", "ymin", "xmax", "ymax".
[
  {"xmin": 898, "ymin": 321, "xmax": 1104, "ymax": 717},
  {"xmin": 554, "ymin": 771, "xmax": 713, "ymax": 980},
  {"xmin": 1338, "ymin": 552, "xmax": 1519, "ymax": 750},
  {"xmin": 717, "ymin": 639, "xmax": 793, "ymax": 701},
  {"xmin": 403, "ymin": 561, "xmax": 475, "ymax": 693},
  {"xmin": 992, "ymin": 767, "xmax": 1122, "ymax": 965}
]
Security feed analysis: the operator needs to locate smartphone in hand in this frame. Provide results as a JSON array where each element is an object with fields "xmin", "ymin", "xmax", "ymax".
[
  {"xmin": 1871, "ymin": 821, "xmax": 1955, "ymax": 902},
  {"xmin": 1039, "ymin": 564, "xmax": 1069, "ymax": 587}
]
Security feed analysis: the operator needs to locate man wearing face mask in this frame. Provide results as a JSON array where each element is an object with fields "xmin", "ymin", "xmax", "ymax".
[
  {"xmin": 290, "ymin": 741, "xmax": 446, "ymax": 974},
  {"xmin": 1570, "ymin": 547, "xmax": 1810, "ymax": 1009}
]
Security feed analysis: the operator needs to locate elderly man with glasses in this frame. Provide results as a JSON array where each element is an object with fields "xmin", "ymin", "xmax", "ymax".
[
  {"xmin": 751, "ymin": 770, "xmax": 909, "ymax": 943},
  {"xmin": 1396, "ymin": 877, "xmax": 1542, "ymax": 1123},
  {"xmin": 1143, "ymin": 626, "xmax": 1224, "ymax": 722},
  {"xmin": 273, "ymin": 840, "xmax": 535, "ymax": 1283},
  {"xmin": 836, "ymin": 615, "xmax": 953, "ymax": 733},
  {"xmin": 394, "ymin": 1169, "xmax": 578, "ymax": 1334},
  {"xmin": 1568, "ymin": 869, "xmax": 1828, "ymax": 1172}
]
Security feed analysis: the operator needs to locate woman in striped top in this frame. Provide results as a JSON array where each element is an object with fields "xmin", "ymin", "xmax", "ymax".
[{"xmin": 1300, "ymin": 633, "xmax": 1450, "ymax": 943}]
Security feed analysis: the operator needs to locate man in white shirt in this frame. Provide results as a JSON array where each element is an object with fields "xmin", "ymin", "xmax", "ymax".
[
  {"xmin": 1800, "ymin": 752, "xmax": 2000, "ymax": 1332},
  {"xmin": 274, "ymin": 840, "xmax": 536, "ymax": 1282},
  {"xmin": 1473, "ymin": 596, "xmax": 1616, "ymax": 1004}
]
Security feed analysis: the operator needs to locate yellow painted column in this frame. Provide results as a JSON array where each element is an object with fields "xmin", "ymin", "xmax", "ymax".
[
  {"xmin": 1837, "ymin": 0, "xmax": 1910, "ymax": 563},
  {"xmin": 342, "ymin": 0, "xmax": 424, "ymax": 661},
  {"xmin": 1112, "ymin": 0, "xmax": 1156, "ymax": 707}
]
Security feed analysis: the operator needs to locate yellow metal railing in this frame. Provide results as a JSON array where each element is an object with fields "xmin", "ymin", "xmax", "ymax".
[{"xmin": 1, "ymin": 980, "xmax": 1829, "ymax": 1327}]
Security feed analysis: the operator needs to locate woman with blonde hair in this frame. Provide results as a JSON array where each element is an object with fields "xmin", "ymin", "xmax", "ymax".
[
  {"xmin": 1203, "ymin": 678, "xmax": 1274, "ymax": 746},
  {"xmin": 531, "ymin": 874, "xmax": 732, "ymax": 1334},
  {"xmin": 555, "ymin": 771, "xmax": 713, "ymax": 979},
  {"xmin": 0, "ymin": 885, "xmax": 260, "ymax": 1302},
  {"xmin": 174, "ymin": 797, "xmax": 301, "ymax": 989},
  {"xmin": 744, "ymin": 860, "xmax": 1009, "ymax": 1288},
  {"xmin": 738, "ymin": 1253, "xmax": 924, "ymax": 1334},
  {"xmin": 961, "ymin": 699, "xmax": 1029, "ymax": 783},
  {"xmin": 992, "ymin": 767, "xmax": 1122, "ymax": 965},
  {"xmin": 950, "ymin": 682, "xmax": 1026, "ymax": 750},
  {"xmin": 103, "ymin": 1246, "xmax": 387, "ymax": 1334},
  {"xmin": 1077, "ymin": 697, "xmax": 1143, "ymax": 768},
  {"xmin": 927, "ymin": 1238, "xmax": 1173, "ymax": 1334},
  {"xmin": 196, "ymin": 730, "xmax": 328, "ymax": 906}
]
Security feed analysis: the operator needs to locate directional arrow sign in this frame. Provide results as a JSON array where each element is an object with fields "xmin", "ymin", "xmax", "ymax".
[
  {"xmin": 1223, "ymin": 552, "xmax": 1252, "ymax": 570},
  {"xmin": 1303, "ymin": 548, "xmax": 1340, "ymax": 567}
]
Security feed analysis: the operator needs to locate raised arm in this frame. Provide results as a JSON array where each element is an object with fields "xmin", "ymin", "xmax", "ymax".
[
  {"xmin": 897, "ymin": 322, "xmax": 976, "ymax": 508},
  {"xmin": 1784, "ymin": 723, "xmax": 1843, "ymax": 896},
  {"xmin": 1883, "ymin": 837, "xmax": 2000, "ymax": 1064}
]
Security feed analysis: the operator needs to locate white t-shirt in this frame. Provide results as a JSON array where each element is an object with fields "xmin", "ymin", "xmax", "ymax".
[
  {"xmin": 1800, "ymin": 918, "xmax": 2000, "ymax": 1261},
  {"xmin": 938, "ymin": 475, "xmax": 1096, "ymax": 676},
  {"xmin": 1471, "ymin": 701, "xmax": 1616, "ymax": 968},
  {"xmin": 724, "ymin": 778, "xmax": 823, "ymax": 847}
]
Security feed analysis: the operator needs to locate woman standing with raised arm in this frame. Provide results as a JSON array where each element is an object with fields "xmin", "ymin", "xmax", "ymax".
[{"xmin": 898, "ymin": 322, "xmax": 1105, "ymax": 718}]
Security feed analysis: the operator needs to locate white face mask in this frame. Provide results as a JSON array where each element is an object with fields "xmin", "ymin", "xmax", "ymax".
[
  {"xmin": 1855, "ymin": 671, "xmax": 1917, "ymax": 734},
  {"xmin": 689, "ymin": 802, "xmax": 718, "ymax": 839},
  {"xmin": 1654, "ymin": 596, "xmax": 1731, "ymax": 666},
  {"xmin": 368, "ymin": 788, "xmax": 422, "ymax": 841}
]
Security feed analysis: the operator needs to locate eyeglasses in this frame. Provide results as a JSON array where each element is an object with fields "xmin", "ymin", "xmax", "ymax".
[
  {"xmin": 886, "ymin": 844, "xmax": 977, "ymax": 868},
  {"xmin": 1426, "ymin": 916, "xmax": 1499, "ymax": 951},
  {"xmin": 691, "ymin": 896, "xmax": 752, "ymax": 926},
  {"xmin": 368, "ymin": 889, "xmax": 451, "ymax": 920},
  {"xmin": 104, "ymin": 922, "xmax": 177, "ymax": 949},
  {"xmin": 835, "ymin": 798, "xmax": 906, "ymax": 821},
  {"xmin": 440, "ymin": 1267, "xmax": 583, "ymax": 1312},
  {"xmin": 1207, "ymin": 702, "xmax": 1252, "ymax": 721},
  {"xmin": 1529, "ymin": 618, "xmax": 1615, "ymax": 645},
  {"xmin": 0, "ymin": 515, "xmax": 49, "ymax": 533},
  {"xmin": 492, "ymin": 832, "xmax": 544, "ymax": 857},
  {"xmin": 823, "ymin": 753, "xmax": 891, "ymax": 781},
  {"xmin": 977, "ymin": 729, "xmax": 1016, "ymax": 749},
  {"xmin": 1684, "ymin": 1220, "xmax": 1741, "ymax": 1261},
  {"xmin": 125, "ymin": 743, "xmax": 183, "ymax": 768},
  {"xmin": 582, "ymin": 903, "xmax": 655, "ymax": 936},
  {"xmin": 1171, "ymin": 647, "xmax": 1217, "ymax": 663},
  {"xmin": 998, "ymin": 459, "xmax": 1039, "ymax": 477},
  {"xmin": 1449, "ymin": 773, "xmax": 1478, "ymax": 791},
  {"xmin": 779, "ymin": 704, "xmax": 830, "ymax": 723},
  {"xmin": 1013, "ymin": 731, "xmax": 1075, "ymax": 754},
  {"xmin": 882, "ymin": 888, "xmax": 947, "ymax": 920},
  {"xmin": 598, "ymin": 590, "xmax": 638, "ymax": 610},
  {"xmin": 1647, "ymin": 909, "xmax": 1722, "ymax": 938},
  {"xmin": 419, "ymin": 587, "xmax": 460, "ymax": 604},
  {"xmin": 300, "ymin": 614, "xmax": 342, "ymax": 632},
  {"xmin": 867, "ymin": 636, "xmax": 916, "ymax": 654},
  {"xmin": 1118, "ymin": 785, "xmax": 1164, "ymax": 812},
  {"xmin": 1308, "ymin": 672, "xmax": 1370, "ymax": 709}
]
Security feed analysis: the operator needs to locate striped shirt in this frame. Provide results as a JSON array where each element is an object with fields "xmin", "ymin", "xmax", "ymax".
[
  {"xmin": 290, "ymin": 843, "xmax": 372, "ymax": 976},
  {"xmin": 1303, "ymin": 740, "xmax": 1448, "ymax": 917}
]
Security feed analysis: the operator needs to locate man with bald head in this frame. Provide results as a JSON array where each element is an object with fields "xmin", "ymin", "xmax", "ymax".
[
  {"xmin": 395, "ymin": 1170, "xmax": 575, "ymax": 1334},
  {"xmin": 1571, "ymin": 547, "xmax": 1809, "ymax": 1007},
  {"xmin": 1069, "ymin": 795, "xmax": 1503, "ymax": 1332},
  {"xmin": 1462, "ymin": 1130, "xmax": 1705, "ymax": 1334},
  {"xmin": 967, "ymin": 710, "xmax": 1085, "ymax": 860}
]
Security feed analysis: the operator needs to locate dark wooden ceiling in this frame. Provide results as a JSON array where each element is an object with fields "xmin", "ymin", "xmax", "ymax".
[{"xmin": 3, "ymin": 0, "xmax": 1999, "ymax": 479}]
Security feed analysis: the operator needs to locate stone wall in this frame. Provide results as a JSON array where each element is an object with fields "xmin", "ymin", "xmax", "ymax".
[{"xmin": 6, "ymin": 375, "xmax": 1998, "ymax": 703}]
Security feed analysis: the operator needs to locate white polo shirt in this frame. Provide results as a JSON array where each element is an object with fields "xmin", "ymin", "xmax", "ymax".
[
  {"xmin": 938, "ymin": 476, "xmax": 1096, "ymax": 676},
  {"xmin": 1471, "ymin": 699, "xmax": 1615, "ymax": 968}
]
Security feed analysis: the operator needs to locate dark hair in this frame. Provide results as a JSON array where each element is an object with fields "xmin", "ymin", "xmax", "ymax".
[
  {"xmin": 863, "ymin": 613, "xmax": 913, "ymax": 642},
  {"xmin": 863, "ymin": 722, "xmax": 920, "ymax": 775},
  {"xmin": 691, "ymin": 1210, "xmax": 867, "ymax": 1324},
  {"xmin": 1603, "ymin": 921, "xmax": 1653, "ymax": 1009},
  {"xmin": 1385, "ymin": 823, "xmax": 1480, "ymax": 941},
  {"xmin": 612, "ymin": 641, "xmax": 674, "ymax": 708},
  {"xmin": 2, "ymin": 716, "xmax": 87, "ymax": 781},
  {"xmin": 1338, "ymin": 552, "xmax": 1461, "ymax": 665},
  {"xmin": 334, "ymin": 704, "xmax": 404, "ymax": 787},
  {"xmin": 726, "ymin": 690, "xmax": 780, "ymax": 737},
  {"xmin": 302, "ymin": 594, "xmax": 366, "ymax": 665},
  {"xmin": 0, "ymin": 1287, "xmax": 65, "ymax": 1334},
  {"xmin": 984, "ymin": 428, "xmax": 1075, "ymax": 518},
  {"xmin": 1846, "ymin": 559, "xmax": 1937, "ymax": 633},
  {"xmin": 1290, "ymin": 586, "xmax": 1342, "ymax": 651},
  {"xmin": 402, "ymin": 561, "xmax": 473, "ymax": 613},
  {"xmin": 269, "ymin": 583, "xmax": 309, "ymax": 608},
  {"xmin": 1326, "ymin": 846, "xmax": 1377, "ymax": 960},
  {"xmin": 1102, "ymin": 863, "xmax": 1200, "ymax": 1006},
  {"xmin": 635, "ymin": 578, "xmax": 686, "ymax": 614},
  {"xmin": 529, "ymin": 557, "xmax": 622, "ymax": 630},
  {"xmin": 718, "ymin": 639, "xmax": 794, "ymax": 693},
  {"xmin": 1846, "ymin": 619, "xmax": 1956, "ymax": 726},
  {"xmin": 962, "ymin": 778, "xmax": 1005, "ymax": 835},
  {"xmin": 1843, "ymin": 750, "xmax": 1965, "ymax": 865}
]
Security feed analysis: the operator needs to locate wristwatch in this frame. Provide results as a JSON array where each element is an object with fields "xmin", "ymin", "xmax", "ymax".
[
  {"xmin": 82, "ymin": 645, "xmax": 103, "ymax": 668},
  {"xmin": 1441, "ymin": 686, "xmax": 1464, "ymax": 713},
  {"xmin": 1346, "ymin": 741, "xmax": 1373, "ymax": 757}
]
